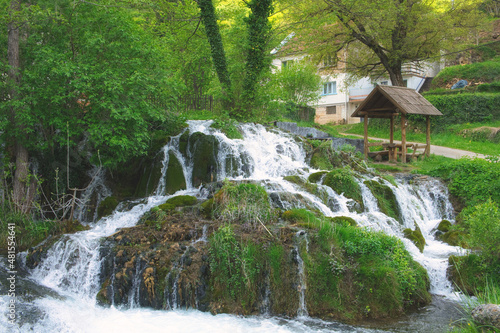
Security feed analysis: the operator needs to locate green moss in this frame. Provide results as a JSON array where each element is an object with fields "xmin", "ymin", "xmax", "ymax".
[
  {"xmin": 135, "ymin": 154, "xmax": 164, "ymax": 198},
  {"xmin": 164, "ymin": 152, "xmax": 187, "ymax": 194},
  {"xmin": 97, "ymin": 196, "xmax": 119, "ymax": 219},
  {"xmin": 165, "ymin": 195, "xmax": 198, "ymax": 207},
  {"xmin": 190, "ymin": 132, "xmax": 219, "ymax": 187},
  {"xmin": 439, "ymin": 230, "xmax": 466, "ymax": 247},
  {"xmin": 213, "ymin": 182, "xmax": 275, "ymax": 225},
  {"xmin": 437, "ymin": 220, "xmax": 452, "ymax": 233},
  {"xmin": 157, "ymin": 203, "xmax": 175, "ymax": 211},
  {"xmin": 448, "ymin": 254, "xmax": 500, "ymax": 296},
  {"xmin": 403, "ymin": 226, "xmax": 426, "ymax": 253},
  {"xmin": 200, "ymin": 198, "xmax": 215, "ymax": 217},
  {"xmin": 308, "ymin": 171, "xmax": 327, "ymax": 183},
  {"xmin": 364, "ymin": 179, "xmax": 401, "ymax": 221},
  {"xmin": 324, "ymin": 169, "xmax": 363, "ymax": 210},
  {"xmin": 282, "ymin": 209, "xmax": 318, "ymax": 224},
  {"xmin": 310, "ymin": 142, "xmax": 335, "ymax": 170},
  {"xmin": 329, "ymin": 216, "xmax": 357, "ymax": 227}
]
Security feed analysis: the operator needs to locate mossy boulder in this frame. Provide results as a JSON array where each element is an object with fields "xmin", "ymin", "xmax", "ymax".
[
  {"xmin": 135, "ymin": 153, "xmax": 164, "ymax": 197},
  {"xmin": 164, "ymin": 152, "xmax": 187, "ymax": 194},
  {"xmin": 403, "ymin": 225, "xmax": 426, "ymax": 253},
  {"xmin": 329, "ymin": 216, "xmax": 357, "ymax": 226},
  {"xmin": 97, "ymin": 196, "xmax": 119, "ymax": 219},
  {"xmin": 364, "ymin": 179, "xmax": 401, "ymax": 221},
  {"xmin": 323, "ymin": 169, "xmax": 363, "ymax": 211},
  {"xmin": 166, "ymin": 195, "xmax": 198, "ymax": 207},
  {"xmin": 308, "ymin": 171, "xmax": 327, "ymax": 183},
  {"xmin": 439, "ymin": 230, "xmax": 466, "ymax": 247},
  {"xmin": 189, "ymin": 132, "xmax": 219, "ymax": 187},
  {"xmin": 437, "ymin": 220, "xmax": 452, "ymax": 233}
]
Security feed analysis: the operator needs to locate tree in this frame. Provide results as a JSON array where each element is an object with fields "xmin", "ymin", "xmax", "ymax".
[
  {"xmin": 1, "ymin": 1, "xmax": 183, "ymax": 212},
  {"xmin": 268, "ymin": 60, "xmax": 322, "ymax": 106},
  {"xmin": 288, "ymin": 0, "xmax": 484, "ymax": 86},
  {"xmin": 196, "ymin": 0, "xmax": 275, "ymax": 118}
]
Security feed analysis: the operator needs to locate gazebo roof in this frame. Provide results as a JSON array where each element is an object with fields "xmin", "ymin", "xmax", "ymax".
[{"xmin": 351, "ymin": 85, "xmax": 443, "ymax": 118}]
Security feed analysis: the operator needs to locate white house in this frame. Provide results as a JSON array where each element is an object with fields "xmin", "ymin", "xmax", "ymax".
[{"xmin": 272, "ymin": 38, "xmax": 444, "ymax": 125}]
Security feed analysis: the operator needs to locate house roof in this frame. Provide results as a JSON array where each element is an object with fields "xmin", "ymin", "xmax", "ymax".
[{"xmin": 351, "ymin": 85, "xmax": 443, "ymax": 118}]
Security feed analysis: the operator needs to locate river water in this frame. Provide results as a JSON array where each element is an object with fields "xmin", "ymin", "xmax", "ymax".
[{"xmin": 1, "ymin": 121, "xmax": 465, "ymax": 332}]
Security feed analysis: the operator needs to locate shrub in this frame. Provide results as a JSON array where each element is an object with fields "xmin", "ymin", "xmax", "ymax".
[
  {"xmin": 463, "ymin": 199, "xmax": 500, "ymax": 261},
  {"xmin": 426, "ymin": 157, "xmax": 500, "ymax": 206},
  {"xmin": 424, "ymin": 93, "xmax": 500, "ymax": 127},
  {"xmin": 213, "ymin": 181, "xmax": 275, "ymax": 226}
]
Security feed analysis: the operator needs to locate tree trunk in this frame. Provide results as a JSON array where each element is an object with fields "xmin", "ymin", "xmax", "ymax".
[
  {"xmin": 9, "ymin": 0, "xmax": 33, "ymax": 213},
  {"xmin": 196, "ymin": 0, "xmax": 232, "ymax": 105}
]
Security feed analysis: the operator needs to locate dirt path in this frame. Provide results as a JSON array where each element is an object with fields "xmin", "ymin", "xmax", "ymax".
[{"xmin": 340, "ymin": 133, "xmax": 487, "ymax": 159}]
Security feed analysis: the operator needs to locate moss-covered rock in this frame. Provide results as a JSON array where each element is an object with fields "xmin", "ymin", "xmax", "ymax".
[
  {"xmin": 189, "ymin": 132, "xmax": 219, "ymax": 187},
  {"xmin": 165, "ymin": 195, "xmax": 198, "ymax": 207},
  {"xmin": 164, "ymin": 152, "xmax": 187, "ymax": 194},
  {"xmin": 403, "ymin": 225, "xmax": 426, "ymax": 253},
  {"xmin": 134, "ymin": 153, "xmax": 164, "ymax": 198},
  {"xmin": 97, "ymin": 196, "xmax": 119, "ymax": 219},
  {"xmin": 200, "ymin": 198, "xmax": 215, "ymax": 217},
  {"xmin": 437, "ymin": 220, "xmax": 452, "ymax": 233},
  {"xmin": 439, "ymin": 229, "xmax": 466, "ymax": 247},
  {"xmin": 323, "ymin": 169, "xmax": 364, "ymax": 212},
  {"xmin": 308, "ymin": 171, "xmax": 328, "ymax": 183},
  {"xmin": 329, "ymin": 216, "xmax": 357, "ymax": 227},
  {"xmin": 364, "ymin": 179, "xmax": 401, "ymax": 221}
]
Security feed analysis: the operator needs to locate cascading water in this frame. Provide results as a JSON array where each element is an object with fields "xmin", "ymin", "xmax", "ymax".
[
  {"xmin": 3, "ymin": 120, "xmax": 464, "ymax": 332},
  {"xmin": 295, "ymin": 231, "xmax": 309, "ymax": 318}
]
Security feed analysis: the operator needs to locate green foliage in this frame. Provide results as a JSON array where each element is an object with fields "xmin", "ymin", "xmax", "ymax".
[
  {"xmin": 424, "ymin": 93, "xmax": 500, "ymax": 126},
  {"xmin": 289, "ymin": 0, "xmax": 483, "ymax": 86},
  {"xmin": 0, "ymin": 1, "xmax": 184, "ymax": 169},
  {"xmin": 213, "ymin": 181, "xmax": 275, "ymax": 226},
  {"xmin": 364, "ymin": 179, "xmax": 401, "ymax": 221},
  {"xmin": 97, "ymin": 197, "xmax": 119, "ymax": 219},
  {"xmin": 163, "ymin": 195, "xmax": 198, "ymax": 208},
  {"xmin": 323, "ymin": 168, "xmax": 363, "ymax": 205},
  {"xmin": 403, "ymin": 226, "xmax": 426, "ymax": 253},
  {"xmin": 211, "ymin": 115, "xmax": 243, "ymax": 139},
  {"xmin": 208, "ymin": 225, "xmax": 263, "ymax": 309},
  {"xmin": 240, "ymin": 0, "xmax": 274, "ymax": 114},
  {"xmin": 268, "ymin": 61, "xmax": 322, "ymax": 107},
  {"xmin": 463, "ymin": 199, "xmax": 500, "ymax": 261},
  {"xmin": 426, "ymin": 157, "xmax": 500, "ymax": 206},
  {"xmin": 197, "ymin": 0, "xmax": 232, "ymax": 98}
]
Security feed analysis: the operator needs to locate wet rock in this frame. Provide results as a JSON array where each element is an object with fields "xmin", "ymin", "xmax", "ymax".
[{"xmin": 471, "ymin": 304, "xmax": 500, "ymax": 329}]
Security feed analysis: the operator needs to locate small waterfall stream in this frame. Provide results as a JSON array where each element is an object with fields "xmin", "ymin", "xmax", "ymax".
[{"xmin": 3, "ymin": 120, "xmax": 464, "ymax": 332}]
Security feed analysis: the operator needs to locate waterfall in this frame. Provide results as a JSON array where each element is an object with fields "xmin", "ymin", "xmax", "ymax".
[
  {"xmin": 295, "ymin": 231, "xmax": 309, "ymax": 318},
  {"xmin": 9, "ymin": 120, "xmax": 464, "ymax": 332}
]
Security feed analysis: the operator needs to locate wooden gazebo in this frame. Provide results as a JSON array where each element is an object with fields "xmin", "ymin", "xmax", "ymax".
[{"xmin": 351, "ymin": 85, "xmax": 443, "ymax": 162}]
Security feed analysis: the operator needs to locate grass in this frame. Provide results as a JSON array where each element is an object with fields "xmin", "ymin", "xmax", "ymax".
[{"xmin": 332, "ymin": 121, "xmax": 500, "ymax": 156}]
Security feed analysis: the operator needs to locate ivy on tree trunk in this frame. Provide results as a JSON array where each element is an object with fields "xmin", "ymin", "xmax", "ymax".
[
  {"xmin": 197, "ymin": 0, "xmax": 232, "ymax": 104},
  {"xmin": 241, "ymin": 0, "xmax": 273, "ymax": 114}
]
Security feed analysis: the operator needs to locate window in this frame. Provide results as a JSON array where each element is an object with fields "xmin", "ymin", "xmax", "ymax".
[
  {"xmin": 326, "ymin": 106, "xmax": 337, "ymax": 115},
  {"xmin": 282, "ymin": 60, "xmax": 294, "ymax": 68},
  {"xmin": 323, "ymin": 81, "xmax": 337, "ymax": 95},
  {"xmin": 380, "ymin": 81, "xmax": 388, "ymax": 85},
  {"xmin": 403, "ymin": 79, "xmax": 408, "ymax": 87}
]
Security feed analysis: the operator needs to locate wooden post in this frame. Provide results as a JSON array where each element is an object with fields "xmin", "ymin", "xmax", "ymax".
[
  {"xmin": 364, "ymin": 115, "xmax": 368, "ymax": 159},
  {"xmin": 425, "ymin": 116, "xmax": 431, "ymax": 157},
  {"xmin": 390, "ymin": 115, "xmax": 394, "ymax": 162},
  {"xmin": 401, "ymin": 113, "xmax": 407, "ymax": 163}
]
